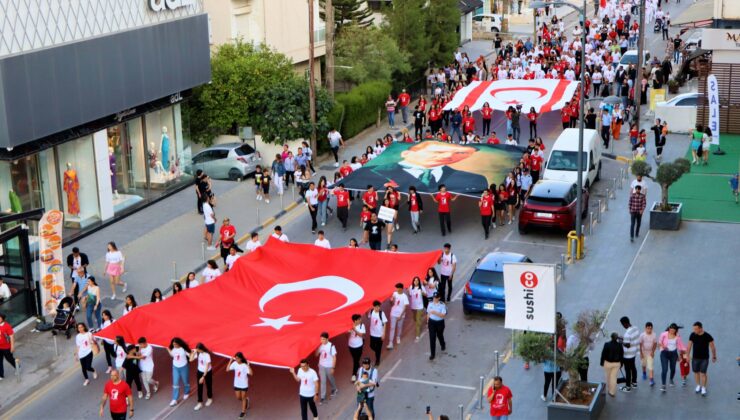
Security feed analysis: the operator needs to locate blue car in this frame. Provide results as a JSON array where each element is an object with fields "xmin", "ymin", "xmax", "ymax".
[{"xmin": 462, "ymin": 252, "xmax": 532, "ymax": 315}]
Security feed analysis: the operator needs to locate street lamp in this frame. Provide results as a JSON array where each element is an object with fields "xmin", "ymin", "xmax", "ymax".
[{"xmin": 531, "ymin": 0, "xmax": 588, "ymax": 256}]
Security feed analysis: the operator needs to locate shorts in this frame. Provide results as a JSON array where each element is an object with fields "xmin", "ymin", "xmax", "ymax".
[
  {"xmin": 507, "ymin": 196, "xmax": 517, "ymax": 205},
  {"xmin": 234, "ymin": 386, "xmax": 248, "ymax": 392},
  {"xmin": 640, "ymin": 354, "xmax": 654, "ymax": 371},
  {"xmin": 691, "ymin": 358, "xmax": 709, "ymax": 373},
  {"xmin": 205, "ymin": 223, "xmax": 215, "ymax": 234},
  {"xmin": 262, "ymin": 184, "xmax": 270, "ymax": 194},
  {"xmin": 691, "ymin": 140, "xmax": 701, "ymax": 151}
]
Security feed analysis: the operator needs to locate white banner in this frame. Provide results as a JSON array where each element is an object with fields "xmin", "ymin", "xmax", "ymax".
[
  {"xmin": 503, "ymin": 263, "xmax": 556, "ymax": 333},
  {"xmin": 707, "ymin": 74, "xmax": 720, "ymax": 145},
  {"xmin": 442, "ymin": 79, "xmax": 580, "ymax": 113},
  {"xmin": 377, "ymin": 206, "xmax": 397, "ymax": 223}
]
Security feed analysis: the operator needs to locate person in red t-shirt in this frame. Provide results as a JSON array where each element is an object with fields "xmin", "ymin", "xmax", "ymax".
[
  {"xmin": 431, "ymin": 185, "xmax": 458, "ymax": 236},
  {"xmin": 100, "ymin": 370, "xmax": 134, "ymax": 419},
  {"xmin": 398, "ymin": 88, "xmax": 411, "ymax": 124},
  {"xmin": 0, "ymin": 312, "xmax": 17, "ymax": 379},
  {"xmin": 487, "ymin": 131, "xmax": 501, "ymax": 144},
  {"xmin": 362, "ymin": 185, "xmax": 379, "ymax": 212},
  {"xmin": 479, "ymin": 189, "xmax": 494, "ymax": 239},
  {"xmin": 561, "ymin": 103, "xmax": 571, "ymax": 129},
  {"xmin": 481, "ymin": 102, "xmax": 493, "ymax": 136},
  {"xmin": 339, "ymin": 160, "xmax": 353, "ymax": 178},
  {"xmin": 527, "ymin": 107, "xmax": 538, "ymax": 139},
  {"xmin": 216, "ymin": 218, "xmax": 242, "ymax": 265},
  {"xmin": 486, "ymin": 376, "xmax": 512, "ymax": 419},
  {"xmin": 385, "ymin": 186, "xmax": 401, "ymax": 230},
  {"xmin": 333, "ymin": 183, "xmax": 351, "ymax": 230},
  {"xmin": 407, "ymin": 186, "xmax": 423, "ymax": 233},
  {"xmin": 462, "ymin": 112, "xmax": 476, "ymax": 135},
  {"xmin": 530, "ymin": 151, "xmax": 543, "ymax": 184},
  {"xmin": 359, "ymin": 205, "xmax": 372, "ymax": 228}
]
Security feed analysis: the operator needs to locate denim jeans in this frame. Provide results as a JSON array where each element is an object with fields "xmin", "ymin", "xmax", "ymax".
[
  {"xmin": 506, "ymin": 120, "xmax": 513, "ymax": 136},
  {"xmin": 400, "ymin": 106, "xmax": 408, "ymax": 124},
  {"xmin": 172, "ymin": 365, "xmax": 190, "ymax": 400},
  {"xmin": 660, "ymin": 349, "xmax": 678, "ymax": 385},
  {"xmin": 86, "ymin": 304, "xmax": 102, "ymax": 330},
  {"xmin": 388, "ymin": 111, "xmax": 395, "ymax": 127},
  {"xmin": 673, "ymin": 50, "xmax": 680, "ymax": 64},
  {"xmin": 318, "ymin": 200, "xmax": 328, "ymax": 225},
  {"xmin": 451, "ymin": 125, "xmax": 463, "ymax": 142}
]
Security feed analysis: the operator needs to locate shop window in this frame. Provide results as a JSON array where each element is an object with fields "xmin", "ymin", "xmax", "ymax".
[
  {"xmin": 107, "ymin": 121, "xmax": 145, "ymax": 215},
  {"xmin": 144, "ymin": 105, "xmax": 191, "ymax": 190},
  {"xmin": 55, "ymin": 136, "xmax": 101, "ymax": 228}
]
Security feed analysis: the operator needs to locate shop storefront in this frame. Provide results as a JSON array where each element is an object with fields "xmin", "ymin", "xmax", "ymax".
[{"xmin": 0, "ymin": 100, "xmax": 196, "ymax": 240}]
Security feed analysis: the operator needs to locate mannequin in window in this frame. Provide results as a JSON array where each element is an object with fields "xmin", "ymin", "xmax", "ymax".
[
  {"xmin": 109, "ymin": 147, "xmax": 119, "ymax": 198},
  {"xmin": 63, "ymin": 162, "xmax": 80, "ymax": 216},
  {"xmin": 148, "ymin": 142, "xmax": 158, "ymax": 171},
  {"xmin": 161, "ymin": 126, "xmax": 170, "ymax": 172}
]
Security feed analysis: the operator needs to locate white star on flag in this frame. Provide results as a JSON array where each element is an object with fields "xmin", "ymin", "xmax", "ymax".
[{"xmin": 252, "ymin": 315, "xmax": 302, "ymax": 330}]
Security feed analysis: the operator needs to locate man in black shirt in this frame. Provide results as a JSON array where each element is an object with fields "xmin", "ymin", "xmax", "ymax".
[
  {"xmin": 672, "ymin": 37, "xmax": 683, "ymax": 64},
  {"xmin": 600, "ymin": 333, "xmax": 624, "ymax": 397},
  {"xmin": 686, "ymin": 322, "xmax": 716, "ymax": 397},
  {"xmin": 362, "ymin": 213, "xmax": 386, "ymax": 251},
  {"xmin": 413, "ymin": 106, "xmax": 426, "ymax": 138}
]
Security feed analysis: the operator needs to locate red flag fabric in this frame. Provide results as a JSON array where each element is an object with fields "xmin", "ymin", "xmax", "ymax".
[{"xmin": 96, "ymin": 239, "xmax": 440, "ymax": 368}]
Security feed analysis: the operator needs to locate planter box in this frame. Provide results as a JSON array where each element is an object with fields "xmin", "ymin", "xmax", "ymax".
[
  {"xmin": 547, "ymin": 381, "xmax": 605, "ymax": 420},
  {"xmin": 649, "ymin": 202, "xmax": 683, "ymax": 230}
]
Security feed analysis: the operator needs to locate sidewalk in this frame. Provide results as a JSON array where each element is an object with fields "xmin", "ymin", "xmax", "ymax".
[{"xmin": 0, "ymin": 119, "xmax": 403, "ymax": 409}]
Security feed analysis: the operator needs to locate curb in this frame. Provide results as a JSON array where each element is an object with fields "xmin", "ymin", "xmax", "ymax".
[{"xmin": 603, "ymin": 152, "xmax": 631, "ymax": 164}]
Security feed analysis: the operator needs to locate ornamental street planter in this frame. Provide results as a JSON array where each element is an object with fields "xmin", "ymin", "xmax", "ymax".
[
  {"xmin": 649, "ymin": 202, "xmax": 683, "ymax": 230},
  {"xmin": 547, "ymin": 381, "xmax": 605, "ymax": 420}
]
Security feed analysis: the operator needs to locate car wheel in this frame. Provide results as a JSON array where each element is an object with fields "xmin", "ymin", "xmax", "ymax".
[
  {"xmin": 584, "ymin": 179, "xmax": 590, "ymax": 190},
  {"xmin": 228, "ymin": 168, "xmax": 243, "ymax": 181},
  {"xmin": 518, "ymin": 225, "xmax": 528, "ymax": 235},
  {"xmin": 491, "ymin": 27, "xmax": 500, "ymax": 33},
  {"xmin": 463, "ymin": 306, "xmax": 472, "ymax": 316},
  {"xmin": 595, "ymin": 162, "xmax": 602, "ymax": 182}
]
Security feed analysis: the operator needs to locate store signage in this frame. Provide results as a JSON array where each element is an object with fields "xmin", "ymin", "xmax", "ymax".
[
  {"xmin": 149, "ymin": 0, "xmax": 196, "ymax": 12},
  {"xmin": 707, "ymin": 74, "xmax": 720, "ymax": 145},
  {"xmin": 38, "ymin": 210, "xmax": 65, "ymax": 315},
  {"xmin": 701, "ymin": 29, "xmax": 740, "ymax": 50},
  {"xmin": 503, "ymin": 263, "xmax": 556, "ymax": 333},
  {"xmin": 115, "ymin": 108, "xmax": 137, "ymax": 122},
  {"xmin": 170, "ymin": 92, "xmax": 183, "ymax": 104},
  {"xmin": 377, "ymin": 206, "xmax": 397, "ymax": 223}
]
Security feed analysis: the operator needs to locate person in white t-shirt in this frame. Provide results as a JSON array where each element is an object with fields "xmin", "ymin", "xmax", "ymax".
[
  {"xmin": 113, "ymin": 336, "xmax": 127, "ymax": 375},
  {"xmin": 289, "ymin": 359, "xmax": 320, "ymax": 420},
  {"xmin": 202, "ymin": 195, "xmax": 217, "ymax": 250},
  {"xmin": 368, "ymin": 300, "xmax": 388, "ymax": 366},
  {"xmin": 167, "ymin": 337, "xmax": 192, "ymax": 406},
  {"xmin": 75, "ymin": 323, "xmax": 97, "ymax": 386},
  {"xmin": 271, "ymin": 225, "xmax": 289, "ymax": 242},
  {"xmin": 245, "ymin": 233, "xmax": 262, "ymax": 253},
  {"xmin": 347, "ymin": 314, "xmax": 366, "ymax": 382},
  {"xmin": 185, "ymin": 271, "xmax": 200, "ymax": 289},
  {"xmin": 315, "ymin": 332, "xmax": 338, "ymax": 403},
  {"xmin": 225, "ymin": 246, "xmax": 241, "ymax": 271},
  {"xmin": 227, "ymin": 352, "xmax": 252, "ymax": 418},
  {"xmin": 631, "ymin": 175, "xmax": 647, "ymax": 194},
  {"xmin": 409, "ymin": 277, "xmax": 425, "ymax": 342},
  {"xmin": 437, "ymin": 243, "xmax": 457, "ymax": 302},
  {"xmin": 137, "ymin": 337, "xmax": 159, "ymax": 400},
  {"xmin": 314, "ymin": 230, "xmax": 331, "ymax": 249},
  {"xmin": 190, "ymin": 343, "xmax": 213, "ymax": 410},
  {"xmin": 387, "ymin": 283, "xmax": 409, "ymax": 350},
  {"xmin": 201, "ymin": 260, "xmax": 221, "ymax": 284}
]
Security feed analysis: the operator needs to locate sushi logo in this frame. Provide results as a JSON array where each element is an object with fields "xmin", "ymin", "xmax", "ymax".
[{"xmin": 521, "ymin": 271, "xmax": 538, "ymax": 320}]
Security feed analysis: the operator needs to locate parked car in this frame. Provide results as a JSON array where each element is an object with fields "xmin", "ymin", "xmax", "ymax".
[
  {"xmin": 190, "ymin": 143, "xmax": 261, "ymax": 180},
  {"xmin": 472, "ymin": 13, "xmax": 503, "ymax": 32},
  {"xmin": 654, "ymin": 92, "xmax": 703, "ymax": 134},
  {"xmin": 617, "ymin": 49, "xmax": 651, "ymax": 72},
  {"xmin": 518, "ymin": 180, "xmax": 589, "ymax": 234},
  {"xmin": 462, "ymin": 252, "xmax": 532, "ymax": 315}
]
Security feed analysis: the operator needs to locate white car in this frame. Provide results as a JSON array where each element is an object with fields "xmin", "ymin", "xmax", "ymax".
[
  {"xmin": 472, "ymin": 13, "xmax": 503, "ymax": 32},
  {"xmin": 617, "ymin": 49, "xmax": 651, "ymax": 72},
  {"xmin": 654, "ymin": 92, "xmax": 703, "ymax": 134}
]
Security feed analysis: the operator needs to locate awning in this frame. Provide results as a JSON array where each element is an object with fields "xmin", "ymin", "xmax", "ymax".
[{"xmin": 672, "ymin": 0, "xmax": 714, "ymax": 28}]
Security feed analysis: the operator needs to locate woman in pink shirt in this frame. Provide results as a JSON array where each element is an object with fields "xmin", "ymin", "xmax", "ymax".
[{"xmin": 658, "ymin": 323, "xmax": 686, "ymax": 392}]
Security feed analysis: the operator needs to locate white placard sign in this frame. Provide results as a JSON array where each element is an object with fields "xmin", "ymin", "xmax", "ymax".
[
  {"xmin": 503, "ymin": 263, "xmax": 556, "ymax": 333},
  {"xmin": 377, "ymin": 206, "xmax": 397, "ymax": 223},
  {"xmin": 707, "ymin": 74, "xmax": 720, "ymax": 145}
]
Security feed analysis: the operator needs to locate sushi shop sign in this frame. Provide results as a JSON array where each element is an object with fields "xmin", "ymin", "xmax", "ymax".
[
  {"xmin": 503, "ymin": 263, "xmax": 556, "ymax": 333},
  {"xmin": 38, "ymin": 210, "xmax": 65, "ymax": 315}
]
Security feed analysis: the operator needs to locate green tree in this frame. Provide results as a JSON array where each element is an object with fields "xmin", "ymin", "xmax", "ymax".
[
  {"xmin": 382, "ymin": 0, "xmax": 430, "ymax": 77},
  {"xmin": 320, "ymin": 0, "xmax": 374, "ymax": 34},
  {"xmin": 185, "ymin": 41, "xmax": 295, "ymax": 144},
  {"xmin": 334, "ymin": 25, "xmax": 411, "ymax": 85},
  {"xmin": 253, "ymin": 75, "xmax": 334, "ymax": 144},
  {"xmin": 426, "ymin": 0, "xmax": 460, "ymax": 66},
  {"xmin": 631, "ymin": 158, "xmax": 691, "ymax": 211}
]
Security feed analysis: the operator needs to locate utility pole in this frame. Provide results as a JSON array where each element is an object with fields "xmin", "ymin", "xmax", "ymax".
[
  {"xmin": 325, "ymin": 0, "xmax": 335, "ymax": 98},
  {"xmin": 308, "ymin": 0, "xmax": 318, "ymax": 153},
  {"xmin": 633, "ymin": 0, "xmax": 646, "ymax": 127}
]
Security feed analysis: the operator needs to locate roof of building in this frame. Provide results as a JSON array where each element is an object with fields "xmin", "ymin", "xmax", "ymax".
[{"xmin": 459, "ymin": 0, "xmax": 484, "ymax": 14}]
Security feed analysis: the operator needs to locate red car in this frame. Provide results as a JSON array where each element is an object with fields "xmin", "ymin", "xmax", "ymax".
[{"xmin": 518, "ymin": 180, "xmax": 589, "ymax": 234}]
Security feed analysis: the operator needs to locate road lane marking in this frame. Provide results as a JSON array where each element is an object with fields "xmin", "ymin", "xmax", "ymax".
[
  {"xmin": 503, "ymin": 230, "xmax": 513, "ymax": 241},
  {"xmin": 380, "ymin": 358, "xmax": 402, "ymax": 383},
  {"xmin": 601, "ymin": 230, "xmax": 650, "ymax": 329},
  {"xmin": 384, "ymin": 376, "xmax": 476, "ymax": 391}
]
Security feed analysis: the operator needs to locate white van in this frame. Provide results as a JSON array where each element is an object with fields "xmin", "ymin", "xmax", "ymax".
[{"xmin": 542, "ymin": 128, "xmax": 602, "ymax": 189}]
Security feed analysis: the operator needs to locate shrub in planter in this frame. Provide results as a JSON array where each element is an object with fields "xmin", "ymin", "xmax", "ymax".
[
  {"xmin": 631, "ymin": 158, "xmax": 690, "ymax": 211},
  {"xmin": 667, "ymin": 78, "xmax": 679, "ymax": 94}
]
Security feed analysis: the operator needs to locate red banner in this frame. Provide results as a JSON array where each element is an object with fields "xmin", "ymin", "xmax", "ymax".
[{"xmin": 97, "ymin": 239, "xmax": 440, "ymax": 367}]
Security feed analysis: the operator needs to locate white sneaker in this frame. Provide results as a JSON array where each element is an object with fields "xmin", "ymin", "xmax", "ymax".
[
  {"xmin": 414, "ymin": 336, "xmax": 420, "ymax": 343},
  {"xmin": 83, "ymin": 379, "xmax": 90, "ymax": 386},
  {"xmin": 194, "ymin": 403, "xmax": 203, "ymax": 411},
  {"xmin": 540, "ymin": 395, "xmax": 546, "ymax": 401},
  {"xmin": 169, "ymin": 400, "xmax": 177, "ymax": 407},
  {"xmin": 701, "ymin": 387, "xmax": 707, "ymax": 396},
  {"xmin": 154, "ymin": 382, "xmax": 159, "ymax": 393},
  {"xmin": 138, "ymin": 391, "xmax": 143, "ymax": 399},
  {"xmin": 105, "ymin": 367, "xmax": 112, "ymax": 374},
  {"xmin": 183, "ymin": 393, "xmax": 189, "ymax": 400},
  {"xmin": 695, "ymin": 385, "xmax": 701, "ymax": 393},
  {"xmin": 334, "ymin": 162, "xmax": 339, "ymax": 167},
  {"xmin": 93, "ymin": 371, "xmax": 98, "ymax": 380},
  {"xmin": 386, "ymin": 344, "xmax": 394, "ymax": 350},
  {"xmin": 351, "ymin": 375, "xmax": 357, "ymax": 382},
  {"xmin": 396, "ymin": 337, "xmax": 401, "ymax": 345},
  {"xmin": 145, "ymin": 393, "xmax": 151, "ymax": 400},
  {"xmin": 205, "ymin": 398, "xmax": 213, "ymax": 407},
  {"xmin": 207, "ymin": 246, "xmax": 217, "ymax": 250},
  {"xmin": 395, "ymin": 223, "xmax": 400, "ymax": 230},
  {"xmin": 122, "ymin": 283, "xmax": 127, "ymax": 293},
  {"xmin": 110, "ymin": 294, "xmax": 116, "ymax": 300},
  {"xmin": 266, "ymin": 199, "xmax": 270, "ymax": 203}
]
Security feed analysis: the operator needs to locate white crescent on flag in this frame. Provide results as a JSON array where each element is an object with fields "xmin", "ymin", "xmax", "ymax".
[{"xmin": 443, "ymin": 79, "xmax": 580, "ymax": 114}]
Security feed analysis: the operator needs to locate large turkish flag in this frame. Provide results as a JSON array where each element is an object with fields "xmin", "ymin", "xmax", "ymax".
[{"xmin": 96, "ymin": 239, "xmax": 440, "ymax": 368}]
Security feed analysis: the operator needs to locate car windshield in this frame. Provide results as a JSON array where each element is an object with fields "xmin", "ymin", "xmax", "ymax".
[
  {"xmin": 470, "ymin": 269, "xmax": 504, "ymax": 287},
  {"xmin": 235, "ymin": 144, "xmax": 256, "ymax": 156},
  {"xmin": 547, "ymin": 151, "xmax": 587, "ymax": 171},
  {"xmin": 620, "ymin": 54, "xmax": 637, "ymax": 65},
  {"xmin": 527, "ymin": 195, "xmax": 568, "ymax": 207}
]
